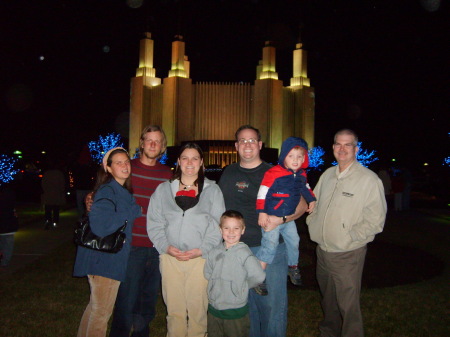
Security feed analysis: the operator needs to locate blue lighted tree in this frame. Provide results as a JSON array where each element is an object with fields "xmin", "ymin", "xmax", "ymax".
[
  {"xmin": 333, "ymin": 142, "xmax": 378, "ymax": 168},
  {"xmin": 159, "ymin": 152, "xmax": 168, "ymax": 164},
  {"xmin": 0, "ymin": 154, "xmax": 20, "ymax": 186},
  {"xmin": 444, "ymin": 156, "xmax": 450, "ymax": 167},
  {"xmin": 356, "ymin": 142, "xmax": 378, "ymax": 167},
  {"xmin": 308, "ymin": 146, "xmax": 325, "ymax": 171},
  {"xmin": 132, "ymin": 148, "xmax": 140, "ymax": 160},
  {"xmin": 88, "ymin": 133, "xmax": 124, "ymax": 164}
]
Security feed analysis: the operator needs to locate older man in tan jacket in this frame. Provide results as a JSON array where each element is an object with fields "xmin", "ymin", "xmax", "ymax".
[{"xmin": 307, "ymin": 129, "xmax": 387, "ymax": 337}]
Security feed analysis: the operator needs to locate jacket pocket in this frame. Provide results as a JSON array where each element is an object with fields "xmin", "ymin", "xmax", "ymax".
[{"xmin": 273, "ymin": 200, "xmax": 284, "ymax": 210}]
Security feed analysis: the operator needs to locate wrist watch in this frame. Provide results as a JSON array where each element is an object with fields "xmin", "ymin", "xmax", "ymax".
[{"xmin": 282, "ymin": 215, "xmax": 287, "ymax": 223}]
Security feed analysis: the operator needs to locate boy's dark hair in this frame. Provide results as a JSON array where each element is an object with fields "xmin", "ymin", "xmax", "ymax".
[{"xmin": 220, "ymin": 210, "xmax": 245, "ymax": 228}]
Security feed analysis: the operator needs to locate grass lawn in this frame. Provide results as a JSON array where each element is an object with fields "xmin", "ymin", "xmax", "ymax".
[{"xmin": 0, "ymin": 210, "xmax": 449, "ymax": 336}]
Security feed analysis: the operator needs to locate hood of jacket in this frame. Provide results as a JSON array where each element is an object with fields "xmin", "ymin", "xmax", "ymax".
[{"xmin": 278, "ymin": 137, "xmax": 309, "ymax": 170}]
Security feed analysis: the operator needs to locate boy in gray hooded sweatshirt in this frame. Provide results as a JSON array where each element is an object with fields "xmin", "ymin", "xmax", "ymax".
[{"xmin": 204, "ymin": 210, "xmax": 265, "ymax": 337}]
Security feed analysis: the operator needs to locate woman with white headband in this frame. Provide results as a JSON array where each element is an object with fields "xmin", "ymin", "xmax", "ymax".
[{"xmin": 74, "ymin": 147, "xmax": 141, "ymax": 337}]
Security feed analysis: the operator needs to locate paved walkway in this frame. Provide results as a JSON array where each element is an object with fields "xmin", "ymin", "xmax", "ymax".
[
  {"xmin": 2, "ymin": 203, "xmax": 448, "ymax": 283},
  {"xmin": 0, "ymin": 205, "xmax": 79, "ymax": 278}
]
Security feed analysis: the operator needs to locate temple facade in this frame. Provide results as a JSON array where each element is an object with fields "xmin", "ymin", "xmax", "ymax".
[{"xmin": 129, "ymin": 32, "xmax": 315, "ymax": 167}]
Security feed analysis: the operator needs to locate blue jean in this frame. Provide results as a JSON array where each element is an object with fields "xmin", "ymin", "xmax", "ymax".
[
  {"xmin": 257, "ymin": 220, "xmax": 300, "ymax": 266},
  {"xmin": 109, "ymin": 246, "xmax": 161, "ymax": 337},
  {"xmin": 249, "ymin": 243, "xmax": 288, "ymax": 337},
  {"xmin": 0, "ymin": 234, "xmax": 15, "ymax": 266}
]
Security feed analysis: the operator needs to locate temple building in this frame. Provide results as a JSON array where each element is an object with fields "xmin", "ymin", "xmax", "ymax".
[{"xmin": 129, "ymin": 32, "xmax": 315, "ymax": 167}]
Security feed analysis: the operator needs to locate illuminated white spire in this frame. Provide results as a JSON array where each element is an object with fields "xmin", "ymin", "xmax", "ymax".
[
  {"xmin": 257, "ymin": 41, "xmax": 278, "ymax": 80},
  {"xmin": 290, "ymin": 42, "xmax": 310, "ymax": 87},
  {"xmin": 135, "ymin": 32, "xmax": 161, "ymax": 86},
  {"xmin": 168, "ymin": 35, "xmax": 189, "ymax": 78}
]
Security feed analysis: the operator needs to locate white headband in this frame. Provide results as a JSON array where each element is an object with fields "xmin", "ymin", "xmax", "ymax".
[{"xmin": 102, "ymin": 147, "xmax": 127, "ymax": 172}]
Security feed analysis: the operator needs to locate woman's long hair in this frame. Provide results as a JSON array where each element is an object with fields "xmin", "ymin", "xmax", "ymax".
[
  {"xmin": 171, "ymin": 142, "xmax": 205, "ymax": 187},
  {"xmin": 93, "ymin": 148, "xmax": 133, "ymax": 194}
]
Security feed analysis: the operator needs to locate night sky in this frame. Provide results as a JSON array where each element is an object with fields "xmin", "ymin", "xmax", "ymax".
[{"xmin": 1, "ymin": 0, "xmax": 448, "ymax": 169}]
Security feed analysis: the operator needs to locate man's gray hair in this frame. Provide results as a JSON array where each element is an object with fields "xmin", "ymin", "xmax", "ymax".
[{"xmin": 334, "ymin": 129, "xmax": 358, "ymax": 146}]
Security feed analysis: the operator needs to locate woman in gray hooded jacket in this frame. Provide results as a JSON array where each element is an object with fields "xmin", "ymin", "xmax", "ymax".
[{"xmin": 147, "ymin": 143, "xmax": 224, "ymax": 337}]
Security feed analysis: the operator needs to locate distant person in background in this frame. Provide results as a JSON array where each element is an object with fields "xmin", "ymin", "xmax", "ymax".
[
  {"xmin": 74, "ymin": 147, "xmax": 141, "ymax": 337},
  {"xmin": 401, "ymin": 166, "xmax": 413, "ymax": 210},
  {"xmin": 72, "ymin": 145, "xmax": 96, "ymax": 219},
  {"xmin": 0, "ymin": 182, "xmax": 19, "ymax": 269},
  {"xmin": 378, "ymin": 163, "xmax": 393, "ymax": 209},
  {"xmin": 391, "ymin": 170, "xmax": 405, "ymax": 211},
  {"xmin": 41, "ymin": 159, "xmax": 66, "ymax": 229},
  {"xmin": 377, "ymin": 164, "xmax": 392, "ymax": 197}
]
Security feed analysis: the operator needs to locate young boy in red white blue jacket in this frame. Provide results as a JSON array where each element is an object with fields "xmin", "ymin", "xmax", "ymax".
[{"xmin": 254, "ymin": 137, "xmax": 316, "ymax": 295}]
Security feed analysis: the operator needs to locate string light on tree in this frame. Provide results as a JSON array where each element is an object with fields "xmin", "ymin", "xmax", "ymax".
[
  {"xmin": 443, "ymin": 157, "xmax": 450, "ymax": 167},
  {"xmin": 88, "ymin": 133, "xmax": 124, "ymax": 164},
  {"xmin": 0, "ymin": 154, "xmax": 20, "ymax": 186},
  {"xmin": 308, "ymin": 146, "xmax": 325, "ymax": 171},
  {"xmin": 332, "ymin": 142, "xmax": 379, "ymax": 168},
  {"xmin": 158, "ymin": 152, "xmax": 168, "ymax": 165}
]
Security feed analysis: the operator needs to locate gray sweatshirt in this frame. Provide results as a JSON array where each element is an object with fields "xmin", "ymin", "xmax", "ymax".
[
  {"xmin": 204, "ymin": 242, "xmax": 266, "ymax": 311},
  {"xmin": 147, "ymin": 178, "xmax": 224, "ymax": 255}
]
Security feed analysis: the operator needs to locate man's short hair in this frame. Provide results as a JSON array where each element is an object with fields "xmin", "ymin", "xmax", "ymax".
[
  {"xmin": 139, "ymin": 125, "xmax": 167, "ymax": 157},
  {"xmin": 234, "ymin": 125, "xmax": 261, "ymax": 142},
  {"xmin": 220, "ymin": 210, "xmax": 245, "ymax": 229},
  {"xmin": 334, "ymin": 129, "xmax": 358, "ymax": 146}
]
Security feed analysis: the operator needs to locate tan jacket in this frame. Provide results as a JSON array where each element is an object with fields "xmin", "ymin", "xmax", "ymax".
[{"xmin": 306, "ymin": 161, "xmax": 387, "ymax": 253}]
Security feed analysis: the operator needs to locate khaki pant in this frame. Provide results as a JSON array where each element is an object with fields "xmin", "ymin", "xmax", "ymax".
[
  {"xmin": 77, "ymin": 275, "xmax": 121, "ymax": 337},
  {"xmin": 316, "ymin": 245, "xmax": 367, "ymax": 337},
  {"xmin": 160, "ymin": 254, "xmax": 208, "ymax": 337}
]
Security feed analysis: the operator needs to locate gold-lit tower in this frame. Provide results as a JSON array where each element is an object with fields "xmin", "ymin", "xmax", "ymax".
[{"xmin": 129, "ymin": 33, "xmax": 315, "ymax": 163}]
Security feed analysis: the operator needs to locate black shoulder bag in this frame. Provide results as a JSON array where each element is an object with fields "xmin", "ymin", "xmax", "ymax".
[{"xmin": 74, "ymin": 197, "xmax": 127, "ymax": 253}]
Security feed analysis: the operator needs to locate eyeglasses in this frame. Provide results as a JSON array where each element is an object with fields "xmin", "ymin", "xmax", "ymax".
[{"xmin": 238, "ymin": 138, "xmax": 258, "ymax": 145}]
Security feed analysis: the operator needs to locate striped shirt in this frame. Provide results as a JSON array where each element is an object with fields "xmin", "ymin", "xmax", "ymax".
[{"xmin": 131, "ymin": 158, "xmax": 172, "ymax": 247}]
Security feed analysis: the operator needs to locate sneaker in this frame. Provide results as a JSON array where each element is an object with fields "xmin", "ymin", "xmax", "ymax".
[
  {"xmin": 288, "ymin": 266, "xmax": 303, "ymax": 286},
  {"xmin": 254, "ymin": 281, "xmax": 268, "ymax": 296},
  {"xmin": 52, "ymin": 222, "xmax": 58, "ymax": 228}
]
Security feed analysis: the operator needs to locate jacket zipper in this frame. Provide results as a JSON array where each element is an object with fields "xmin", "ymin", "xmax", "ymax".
[{"xmin": 322, "ymin": 179, "xmax": 339, "ymax": 249}]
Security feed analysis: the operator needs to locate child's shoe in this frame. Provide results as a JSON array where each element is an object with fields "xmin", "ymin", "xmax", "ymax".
[
  {"xmin": 288, "ymin": 266, "xmax": 302, "ymax": 286},
  {"xmin": 254, "ymin": 281, "xmax": 268, "ymax": 296}
]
